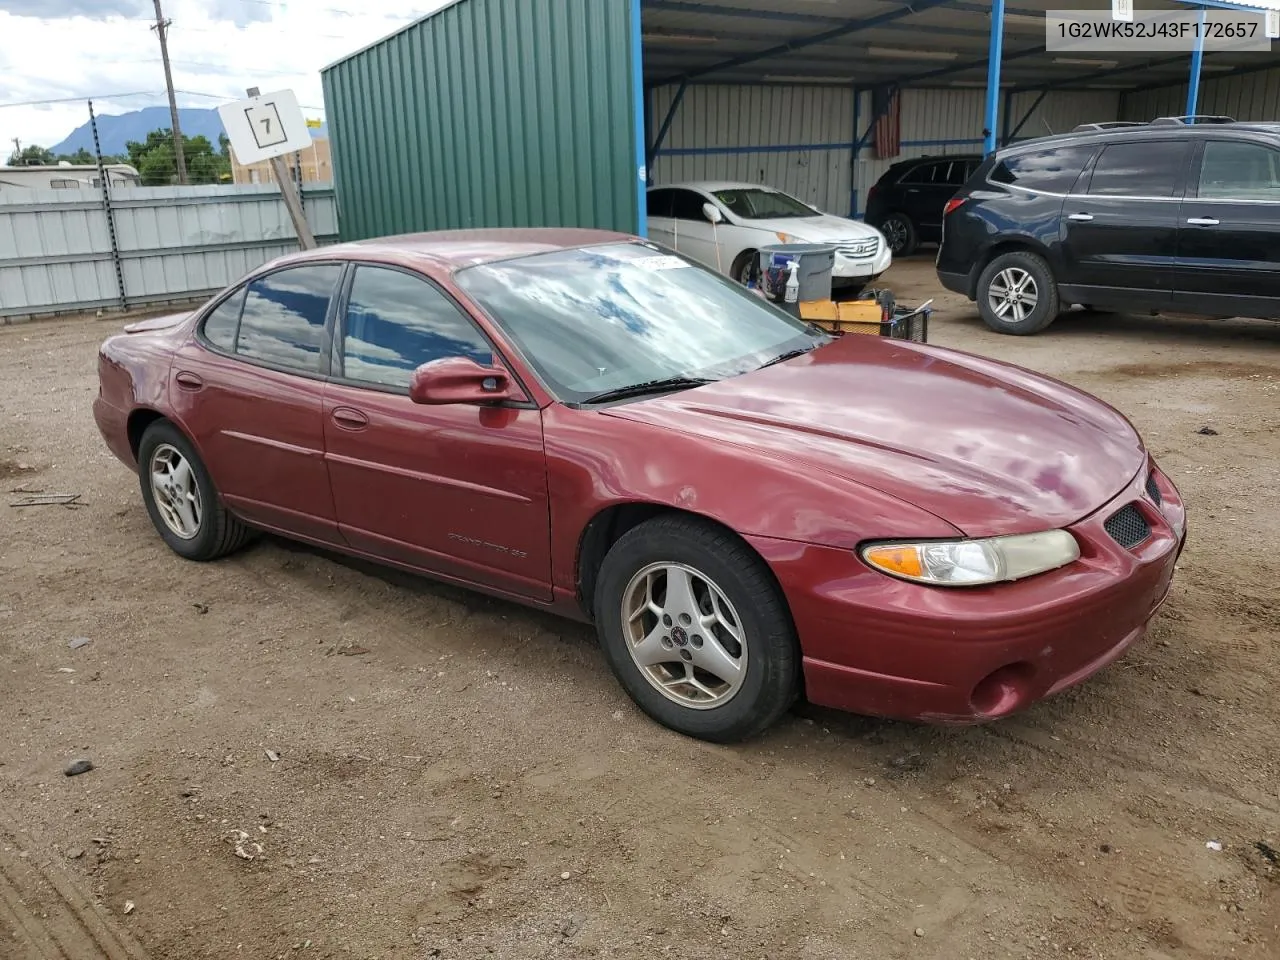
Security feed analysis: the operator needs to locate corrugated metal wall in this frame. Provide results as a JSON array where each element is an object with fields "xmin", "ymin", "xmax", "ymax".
[
  {"xmin": 649, "ymin": 85, "xmax": 1121, "ymax": 218},
  {"xmin": 0, "ymin": 185, "xmax": 338, "ymax": 319},
  {"xmin": 321, "ymin": 0, "xmax": 640, "ymax": 241},
  {"xmin": 1121, "ymin": 68, "xmax": 1280, "ymax": 122}
]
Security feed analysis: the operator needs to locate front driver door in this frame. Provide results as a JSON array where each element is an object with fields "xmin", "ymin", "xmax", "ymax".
[
  {"xmin": 668, "ymin": 188, "xmax": 726, "ymax": 272},
  {"xmin": 321, "ymin": 264, "xmax": 552, "ymax": 601}
]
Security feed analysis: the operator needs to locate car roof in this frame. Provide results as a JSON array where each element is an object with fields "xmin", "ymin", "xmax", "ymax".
[
  {"xmin": 1001, "ymin": 120, "xmax": 1280, "ymax": 156},
  {"xmin": 650, "ymin": 180, "xmax": 780, "ymax": 193},
  {"xmin": 263, "ymin": 227, "xmax": 637, "ymax": 272}
]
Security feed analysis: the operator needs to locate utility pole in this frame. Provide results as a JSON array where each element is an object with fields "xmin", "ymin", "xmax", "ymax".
[{"xmin": 150, "ymin": 0, "xmax": 188, "ymax": 184}]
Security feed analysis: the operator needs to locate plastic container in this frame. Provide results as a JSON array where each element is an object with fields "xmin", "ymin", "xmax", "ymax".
[{"xmin": 757, "ymin": 243, "xmax": 836, "ymax": 303}]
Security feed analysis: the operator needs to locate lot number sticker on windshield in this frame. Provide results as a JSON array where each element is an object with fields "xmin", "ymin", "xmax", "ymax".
[{"xmin": 634, "ymin": 255, "xmax": 690, "ymax": 271}]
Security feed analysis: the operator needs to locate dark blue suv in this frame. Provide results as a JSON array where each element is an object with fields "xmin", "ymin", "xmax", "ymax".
[{"xmin": 936, "ymin": 116, "xmax": 1280, "ymax": 335}]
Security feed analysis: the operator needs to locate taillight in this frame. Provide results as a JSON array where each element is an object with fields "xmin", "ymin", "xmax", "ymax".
[{"xmin": 943, "ymin": 196, "xmax": 966, "ymax": 217}]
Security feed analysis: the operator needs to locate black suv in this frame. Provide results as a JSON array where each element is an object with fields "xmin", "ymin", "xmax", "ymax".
[
  {"xmin": 936, "ymin": 116, "xmax": 1280, "ymax": 335},
  {"xmin": 865, "ymin": 154, "xmax": 982, "ymax": 256}
]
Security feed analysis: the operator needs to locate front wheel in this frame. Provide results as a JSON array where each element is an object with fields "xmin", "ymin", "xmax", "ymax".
[
  {"xmin": 879, "ymin": 213, "xmax": 917, "ymax": 257},
  {"xmin": 975, "ymin": 251, "xmax": 1060, "ymax": 335},
  {"xmin": 731, "ymin": 249, "xmax": 759, "ymax": 286},
  {"xmin": 594, "ymin": 516, "xmax": 799, "ymax": 743}
]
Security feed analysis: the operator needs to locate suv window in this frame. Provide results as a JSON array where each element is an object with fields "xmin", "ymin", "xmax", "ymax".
[
  {"xmin": 900, "ymin": 161, "xmax": 944, "ymax": 185},
  {"xmin": 943, "ymin": 160, "xmax": 972, "ymax": 186},
  {"xmin": 201, "ymin": 288, "xmax": 246, "ymax": 352},
  {"xmin": 341, "ymin": 266, "xmax": 492, "ymax": 389},
  {"xmin": 235, "ymin": 264, "xmax": 342, "ymax": 372},
  {"xmin": 671, "ymin": 189, "xmax": 709, "ymax": 221},
  {"xmin": 989, "ymin": 145, "xmax": 1095, "ymax": 194},
  {"xmin": 647, "ymin": 188, "xmax": 674, "ymax": 218},
  {"xmin": 1087, "ymin": 141, "xmax": 1188, "ymax": 198},
  {"xmin": 1197, "ymin": 140, "xmax": 1280, "ymax": 200}
]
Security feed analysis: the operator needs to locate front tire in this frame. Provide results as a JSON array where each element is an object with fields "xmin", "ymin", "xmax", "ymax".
[
  {"xmin": 594, "ymin": 516, "xmax": 799, "ymax": 743},
  {"xmin": 731, "ymin": 249, "xmax": 759, "ymax": 286},
  {"xmin": 138, "ymin": 420, "xmax": 255, "ymax": 561},
  {"xmin": 976, "ymin": 251, "xmax": 1059, "ymax": 335},
  {"xmin": 879, "ymin": 212, "xmax": 917, "ymax": 257}
]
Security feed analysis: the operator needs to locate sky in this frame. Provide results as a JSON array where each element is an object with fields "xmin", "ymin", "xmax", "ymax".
[{"xmin": 0, "ymin": 0, "xmax": 453, "ymax": 152}]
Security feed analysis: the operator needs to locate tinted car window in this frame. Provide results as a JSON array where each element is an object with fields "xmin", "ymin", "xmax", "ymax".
[
  {"xmin": 341, "ymin": 266, "xmax": 492, "ymax": 388},
  {"xmin": 1088, "ymin": 141, "xmax": 1187, "ymax": 198},
  {"xmin": 670, "ymin": 189, "xmax": 709, "ymax": 221},
  {"xmin": 235, "ymin": 264, "xmax": 342, "ymax": 372},
  {"xmin": 647, "ymin": 189, "xmax": 674, "ymax": 218},
  {"xmin": 201, "ymin": 288, "xmax": 245, "ymax": 352},
  {"xmin": 1198, "ymin": 140, "xmax": 1280, "ymax": 200},
  {"xmin": 900, "ymin": 162, "xmax": 943, "ymax": 185},
  {"xmin": 989, "ymin": 145, "xmax": 1095, "ymax": 193},
  {"xmin": 943, "ymin": 161, "xmax": 970, "ymax": 186}
]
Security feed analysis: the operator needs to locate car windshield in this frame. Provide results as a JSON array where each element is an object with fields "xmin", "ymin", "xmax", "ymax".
[
  {"xmin": 454, "ymin": 242, "xmax": 827, "ymax": 404},
  {"xmin": 712, "ymin": 188, "xmax": 820, "ymax": 220}
]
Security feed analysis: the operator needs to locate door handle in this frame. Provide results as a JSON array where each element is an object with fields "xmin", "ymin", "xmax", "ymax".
[
  {"xmin": 174, "ymin": 371, "xmax": 203, "ymax": 390},
  {"xmin": 1067, "ymin": 213, "xmax": 1094, "ymax": 222},
  {"xmin": 331, "ymin": 406, "xmax": 369, "ymax": 430},
  {"xmin": 1186, "ymin": 217, "xmax": 1219, "ymax": 226}
]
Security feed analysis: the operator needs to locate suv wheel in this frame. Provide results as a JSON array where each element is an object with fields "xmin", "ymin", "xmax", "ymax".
[
  {"xmin": 976, "ymin": 251, "xmax": 1059, "ymax": 335},
  {"xmin": 879, "ymin": 213, "xmax": 917, "ymax": 257}
]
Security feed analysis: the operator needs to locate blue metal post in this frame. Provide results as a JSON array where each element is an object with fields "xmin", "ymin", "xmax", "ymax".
[
  {"xmin": 646, "ymin": 80, "xmax": 688, "ymax": 172},
  {"xmin": 984, "ymin": 0, "xmax": 1006, "ymax": 156},
  {"xmin": 850, "ymin": 86, "xmax": 860, "ymax": 218},
  {"xmin": 1186, "ymin": 3, "xmax": 1206, "ymax": 120},
  {"xmin": 630, "ymin": 0, "xmax": 648, "ymax": 236}
]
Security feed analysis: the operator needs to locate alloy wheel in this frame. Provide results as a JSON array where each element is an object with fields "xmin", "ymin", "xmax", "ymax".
[
  {"xmin": 621, "ymin": 561, "xmax": 748, "ymax": 709},
  {"xmin": 149, "ymin": 443, "xmax": 202, "ymax": 540},
  {"xmin": 987, "ymin": 266, "xmax": 1040, "ymax": 323}
]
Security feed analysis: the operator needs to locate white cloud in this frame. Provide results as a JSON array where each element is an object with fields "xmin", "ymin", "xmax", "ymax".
[{"xmin": 0, "ymin": 0, "xmax": 453, "ymax": 151}]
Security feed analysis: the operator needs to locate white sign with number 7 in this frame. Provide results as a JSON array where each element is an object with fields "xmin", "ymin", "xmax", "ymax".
[{"xmin": 218, "ymin": 89, "xmax": 313, "ymax": 166}]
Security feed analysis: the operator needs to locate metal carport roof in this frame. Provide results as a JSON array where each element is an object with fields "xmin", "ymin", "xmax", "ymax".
[{"xmin": 641, "ymin": 0, "xmax": 1279, "ymax": 95}]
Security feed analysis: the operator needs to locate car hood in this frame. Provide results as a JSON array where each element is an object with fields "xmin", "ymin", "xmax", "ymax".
[
  {"xmin": 601, "ymin": 336, "xmax": 1146, "ymax": 538},
  {"xmin": 746, "ymin": 214, "xmax": 883, "ymax": 243}
]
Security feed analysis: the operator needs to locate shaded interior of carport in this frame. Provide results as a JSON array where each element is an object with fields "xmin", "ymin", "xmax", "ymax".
[{"xmin": 639, "ymin": 0, "xmax": 1280, "ymax": 229}]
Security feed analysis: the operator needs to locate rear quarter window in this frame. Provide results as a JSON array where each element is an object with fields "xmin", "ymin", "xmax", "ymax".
[{"xmin": 989, "ymin": 144, "xmax": 1096, "ymax": 194}]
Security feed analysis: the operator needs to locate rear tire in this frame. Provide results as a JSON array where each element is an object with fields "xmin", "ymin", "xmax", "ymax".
[
  {"xmin": 594, "ymin": 515, "xmax": 799, "ymax": 743},
  {"xmin": 138, "ymin": 420, "xmax": 255, "ymax": 561},
  {"xmin": 976, "ymin": 251, "xmax": 1059, "ymax": 335},
  {"xmin": 879, "ymin": 212, "xmax": 917, "ymax": 257}
]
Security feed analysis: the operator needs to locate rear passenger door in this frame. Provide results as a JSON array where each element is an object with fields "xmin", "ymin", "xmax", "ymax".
[
  {"xmin": 647, "ymin": 188, "xmax": 676, "ymax": 249},
  {"xmin": 1060, "ymin": 139, "xmax": 1191, "ymax": 309},
  {"xmin": 898, "ymin": 161, "xmax": 956, "ymax": 236},
  {"xmin": 1175, "ymin": 138, "xmax": 1280, "ymax": 319}
]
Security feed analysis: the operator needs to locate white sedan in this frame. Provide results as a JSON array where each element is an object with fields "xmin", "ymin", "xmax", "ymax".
[{"xmin": 646, "ymin": 180, "xmax": 892, "ymax": 291}]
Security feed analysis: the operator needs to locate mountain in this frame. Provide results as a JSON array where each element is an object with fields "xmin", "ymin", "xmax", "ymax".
[{"xmin": 50, "ymin": 107, "xmax": 227, "ymax": 156}]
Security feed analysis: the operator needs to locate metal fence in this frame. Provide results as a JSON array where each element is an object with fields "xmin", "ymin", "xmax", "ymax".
[{"xmin": 0, "ymin": 183, "xmax": 339, "ymax": 320}]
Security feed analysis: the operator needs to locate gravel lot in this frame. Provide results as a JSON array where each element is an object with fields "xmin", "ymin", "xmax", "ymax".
[{"xmin": 1, "ymin": 256, "xmax": 1277, "ymax": 960}]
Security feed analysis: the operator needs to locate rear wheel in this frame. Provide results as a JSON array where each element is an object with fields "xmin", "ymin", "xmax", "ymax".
[
  {"xmin": 976, "ymin": 251, "xmax": 1059, "ymax": 335},
  {"xmin": 879, "ymin": 212, "xmax": 917, "ymax": 257},
  {"xmin": 138, "ymin": 420, "xmax": 255, "ymax": 561},
  {"xmin": 594, "ymin": 516, "xmax": 799, "ymax": 743}
]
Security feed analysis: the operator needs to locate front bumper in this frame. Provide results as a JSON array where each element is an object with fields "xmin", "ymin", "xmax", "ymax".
[
  {"xmin": 832, "ymin": 242, "xmax": 893, "ymax": 280},
  {"xmin": 748, "ymin": 461, "xmax": 1186, "ymax": 724}
]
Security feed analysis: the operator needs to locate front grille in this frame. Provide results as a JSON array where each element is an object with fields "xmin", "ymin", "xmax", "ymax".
[
  {"xmin": 1104, "ymin": 503, "xmax": 1151, "ymax": 549},
  {"xmin": 1145, "ymin": 472, "xmax": 1162, "ymax": 505},
  {"xmin": 838, "ymin": 238, "xmax": 880, "ymax": 259}
]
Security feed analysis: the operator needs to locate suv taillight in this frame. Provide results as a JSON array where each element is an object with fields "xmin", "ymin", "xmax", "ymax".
[{"xmin": 943, "ymin": 197, "xmax": 966, "ymax": 217}]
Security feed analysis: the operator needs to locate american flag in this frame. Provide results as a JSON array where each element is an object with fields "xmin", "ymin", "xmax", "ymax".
[{"xmin": 872, "ymin": 85, "xmax": 901, "ymax": 160}]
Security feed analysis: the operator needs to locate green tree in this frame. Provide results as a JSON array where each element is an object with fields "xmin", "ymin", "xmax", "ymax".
[
  {"xmin": 55, "ymin": 148, "xmax": 95, "ymax": 165},
  {"xmin": 124, "ymin": 129, "xmax": 231, "ymax": 185},
  {"xmin": 6, "ymin": 144, "xmax": 55, "ymax": 166}
]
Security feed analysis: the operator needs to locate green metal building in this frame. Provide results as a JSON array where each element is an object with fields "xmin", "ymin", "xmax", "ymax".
[{"xmin": 321, "ymin": 0, "xmax": 645, "ymax": 241}]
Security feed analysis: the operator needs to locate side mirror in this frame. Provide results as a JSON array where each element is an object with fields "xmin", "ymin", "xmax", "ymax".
[
  {"xmin": 702, "ymin": 202, "xmax": 724, "ymax": 224},
  {"xmin": 408, "ymin": 356, "xmax": 516, "ymax": 405}
]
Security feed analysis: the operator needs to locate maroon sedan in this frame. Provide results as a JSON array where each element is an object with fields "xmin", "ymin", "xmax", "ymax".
[{"xmin": 94, "ymin": 229, "xmax": 1186, "ymax": 742}]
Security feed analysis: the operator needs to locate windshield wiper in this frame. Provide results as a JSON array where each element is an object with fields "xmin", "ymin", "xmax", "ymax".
[
  {"xmin": 760, "ymin": 346, "xmax": 816, "ymax": 369},
  {"xmin": 582, "ymin": 376, "xmax": 714, "ymax": 405}
]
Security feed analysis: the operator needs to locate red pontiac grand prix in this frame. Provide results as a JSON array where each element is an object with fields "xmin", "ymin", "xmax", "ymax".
[{"xmin": 94, "ymin": 229, "xmax": 1187, "ymax": 742}]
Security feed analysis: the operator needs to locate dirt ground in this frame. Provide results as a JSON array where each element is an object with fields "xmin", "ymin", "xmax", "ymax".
[{"xmin": 1, "ymin": 256, "xmax": 1277, "ymax": 960}]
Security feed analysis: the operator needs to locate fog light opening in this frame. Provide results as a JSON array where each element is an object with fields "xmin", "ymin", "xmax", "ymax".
[{"xmin": 970, "ymin": 663, "xmax": 1035, "ymax": 718}]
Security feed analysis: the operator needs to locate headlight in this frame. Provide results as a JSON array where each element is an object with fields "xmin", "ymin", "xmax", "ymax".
[
  {"xmin": 775, "ymin": 231, "xmax": 800, "ymax": 243},
  {"xmin": 860, "ymin": 530, "xmax": 1080, "ymax": 587}
]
